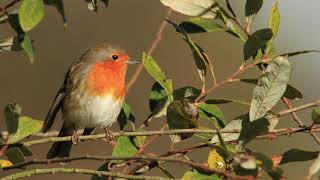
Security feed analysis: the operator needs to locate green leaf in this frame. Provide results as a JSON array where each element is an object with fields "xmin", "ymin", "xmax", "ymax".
[
  {"xmin": 210, "ymin": 119, "xmax": 242, "ymax": 144},
  {"xmin": 91, "ymin": 163, "xmax": 108, "ymax": 180},
  {"xmin": 148, "ymin": 82, "xmax": 170, "ymax": 118},
  {"xmin": 44, "ymin": 0, "xmax": 67, "ymax": 27},
  {"xmin": 308, "ymin": 153, "xmax": 320, "ymax": 179},
  {"xmin": 19, "ymin": 146, "xmax": 33, "ymax": 156},
  {"xmin": 20, "ymin": 33, "xmax": 35, "ymax": 63},
  {"xmin": 0, "ymin": 37, "xmax": 22, "ymax": 52},
  {"xmin": 4, "ymin": 103, "xmax": 22, "ymax": 134},
  {"xmin": 280, "ymin": 149, "xmax": 319, "ymax": 164},
  {"xmin": 167, "ymin": 100, "xmax": 198, "ymax": 142},
  {"xmin": 245, "ymin": 0, "xmax": 263, "ymax": 17},
  {"xmin": 283, "ymin": 84, "xmax": 303, "ymax": 101},
  {"xmin": 219, "ymin": 11, "xmax": 248, "ymax": 42},
  {"xmin": 312, "ymin": 109, "xmax": 320, "ymax": 124},
  {"xmin": 182, "ymin": 169, "xmax": 220, "ymax": 180},
  {"xmin": 194, "ymin": 126, "xmax": 214, "ymax": 140},
  {"xmin": 266, "ymin": 1, "xmax": 280, "ymax": 55},
  {"xmin": 174, "ymin": 86, "xmax": 201, "ymax": 101},
  {"xmin": 205, "ymin": 98, "xmax": 250, "ymax": 105},
  {"xmin": 160, "ymin": 0, "xmax": 220, "ymax": 19},
  {"xmin": 268, "ymin": 1, "xmax": 280, "ymax": 38},
  {"xmin": 117, "ymin": 102, "xmax": 135, "ymax": 130},
  {"xmin": 142, "ymin": 53, "xmax": 173, "ymax": 99},
  {"xmin": 8, "ymin": 116, "xmax": 43, "ymax": 144},
  {"xmin": 249, "ymin": 56, "xmax": 291, "ymax": 121},
  {"xmin": 238, "ymin": 118, "xmax": 269, "ymax": 144},
  {"xmin": 198, "ymin": 102, "xmax": 225, "ymax": 128},
  {"xmin": 179, "ymin": 17, "xmax": 224, "ymax": 33},
  {"xmin": 112, "ymin": 136, "xmax": 138, "ymax": 162},
  {"xmin": 19, "ymin": 0, "xmax": 45, "ymax": 32},
  {"xmin": 244, "ymin": 28, "xmax": 273, "ymax": 60},
  {"xmin": 279, "ymin": 50, "xmax": 320, "ymax": 58},
  {"xmin": 6, "ymin": 147, "xmax": 25, "ymax": 164},
  {"xmin": 166, "ymin": 20, "xmax": 209, "ymax": 82}
]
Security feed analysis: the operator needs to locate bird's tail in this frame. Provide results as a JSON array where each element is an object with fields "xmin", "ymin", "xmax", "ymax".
[{"xmin": 47, "ymin": 123, "xmax": 73, "ymax": 159}]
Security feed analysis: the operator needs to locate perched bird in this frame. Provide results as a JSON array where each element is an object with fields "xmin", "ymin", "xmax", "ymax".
[{"xmin": 43, "ymin": 44, "xmax": 137, "ymax": 159}]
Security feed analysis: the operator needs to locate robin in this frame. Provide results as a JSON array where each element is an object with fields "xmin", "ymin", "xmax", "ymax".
[{"xmin": 42, "ymin": 44, "xmax": 137, "ymax": 159}]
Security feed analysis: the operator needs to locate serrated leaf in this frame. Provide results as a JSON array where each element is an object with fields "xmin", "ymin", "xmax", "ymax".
[
  {"xmin": 0, "ymin": 159, "xmax": 13, "ymax": 168},
  {"xmin": 280, "ymin": 149, "xmax": 319, "ymax": 164},
  {"xmin": 44, "ymin": 0, "xmax": 67, "ymax": 27},
  {"xmin": 179, "ymin": 17, "xmax": 224, "ymax": 33},
  {"xmin": 117, "ymin": 102, "xmax": 135, "ymax": 130},
  {"xmin": 167, "ymin": 20, "xmax": 209, "ymax": 82},
  {"xmin": 241, "ymin": 79, "xmax": 302, "ymax": 101},
  {"xmin": 207, "ymin": 149, "xmax": 226, "ymax": 170},
  {"xmin": 312, "ymin": 109, "xmax": 320, "ymax": 124},
  {"xmin": 19, "ymin": 0, "xmax": 45, "ymax": 32},
  {"xmin": 182, "ymin": 169, "xmax": 220, "ymax": 180},
  {"xmin": 142, "ymin": 53, "xmax": 173, "ymax": 99},
  {"xmin": 308, "ymin": 153, "xmax": 320, "ymax": 179},
  {"xmin": 8, "ymin": 116, "xmax": 43, "ymax": 144},
  {"xmin": 160, "ymin": 0, "xmax": 220, "ymax": 19},
  {"xmin": 198, "ymin": 102, "xmax": 225, "ymax": 128},
  {"xmin": 167, "ymin": 100, "xmax": 198, "ymax": 142},
  {"xmin": 4, "ymin": 103, "xmax": 22, "ymax": 134},
  {"xmin": 112, "ymin": 136, "xmax": 138, "ymax": 163},
  {"xmin": 245, "ymin": 0, "xmax": 263, "ymax": 17},
  {"xmin": 244, "ymin": 29, "xmax": 273, "ymax": 60},
  {"xmin": 249, "ymin": 56, "xmax": 291, "ymax": 121},
  {"xmin": 6, "ymin": 147, "xmax": 25, "ymax": 164}
]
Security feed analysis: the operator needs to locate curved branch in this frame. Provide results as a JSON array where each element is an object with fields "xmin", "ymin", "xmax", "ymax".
[{"xmin": 1, "ymin": 167, "xmax": 176, "ymax": 180}]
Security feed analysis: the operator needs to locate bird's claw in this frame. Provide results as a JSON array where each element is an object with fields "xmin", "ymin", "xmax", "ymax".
[
  {"xmin": 104, "ymin": 128, "xmax": 114, "ymax": 142},
  {"xmin": 72, "ymin": 130, "xmax": 79, "ymax": 144}
]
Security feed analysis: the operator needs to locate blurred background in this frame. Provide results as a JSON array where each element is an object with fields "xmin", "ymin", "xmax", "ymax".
[{"xmin": 1, "ymin": 0, "xmax": 320, "ymax": 179}]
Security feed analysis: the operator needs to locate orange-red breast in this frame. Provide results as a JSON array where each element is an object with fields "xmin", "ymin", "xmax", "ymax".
[{"xmin": 42, "ymin": 44, "xmax": 137, "ymax": 159}]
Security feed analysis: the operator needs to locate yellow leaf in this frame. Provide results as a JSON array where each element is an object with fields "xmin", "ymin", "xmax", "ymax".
[
  {"xmin": 207, "ymin": 149, "xmax": 226, "ymax": 171},
  {"xmin": 0, "ymin": 159, "xmax": 13, "ymax": 167}
]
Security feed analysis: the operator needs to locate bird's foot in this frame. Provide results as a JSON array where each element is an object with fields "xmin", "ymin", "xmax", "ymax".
[
  {"xmin": 72, "ymin": 130, "xmax": 79, "ymax": 144},
  {"xmin": 104, "ymin": 128, "xmax": 114, "ymax": 142}
]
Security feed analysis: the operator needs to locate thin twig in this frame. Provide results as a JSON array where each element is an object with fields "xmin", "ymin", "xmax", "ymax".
[
  {"xmin": 0, "ymin": 155, "xmax": 253, "ymax": 180},
  {"xmin": 1, "ymin": 167, "xmax": 176, "ymax": 180},
  {"xmin": 0, "ymin": 0, "xmax": 20, "ymax": 12},
  {"xmin": 126, "ymin": 9, "xmax": 172, "ymax": 92},
  {"xmin": 282, "ymin": 98, "xmax": 305, "ymax": 127}
]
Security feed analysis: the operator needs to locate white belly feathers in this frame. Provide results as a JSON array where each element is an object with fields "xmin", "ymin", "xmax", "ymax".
[{"xmin": 62, "ymin": 93, "xmax": 123, "ymax": 129}]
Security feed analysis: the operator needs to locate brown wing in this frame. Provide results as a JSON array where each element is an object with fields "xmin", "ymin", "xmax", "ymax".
[{"xmin": 42, "ymin": 61, "xmax": 84, "ymax": 133}]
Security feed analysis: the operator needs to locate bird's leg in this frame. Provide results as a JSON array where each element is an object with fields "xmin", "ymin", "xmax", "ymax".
[
  {"xmin": 104, "ymin": 128, "xmax": 114, "ymax": 142},
  {"xmin": 71, "ymin": 129, "xmax": 79, "ymax": 144}
]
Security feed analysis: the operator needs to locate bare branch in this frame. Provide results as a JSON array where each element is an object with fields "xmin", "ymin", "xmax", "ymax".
[
  {"xmin": 126, "ymin": 9, "xmax": 172, "ymax": 92},
  {"xmin": 1, "ymin": 167, "xmax": 176, "ymax": 180}
]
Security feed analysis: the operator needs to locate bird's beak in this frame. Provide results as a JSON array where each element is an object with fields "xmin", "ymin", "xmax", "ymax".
[{"xmin": 126, "ymin": 60, "xmax": 139, "ymax": 64}]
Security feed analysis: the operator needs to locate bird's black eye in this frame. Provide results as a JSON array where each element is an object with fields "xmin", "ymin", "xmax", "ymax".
[{"xmin": 112, "ymin": 55, "xmax": 118, "ymax": 60}]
